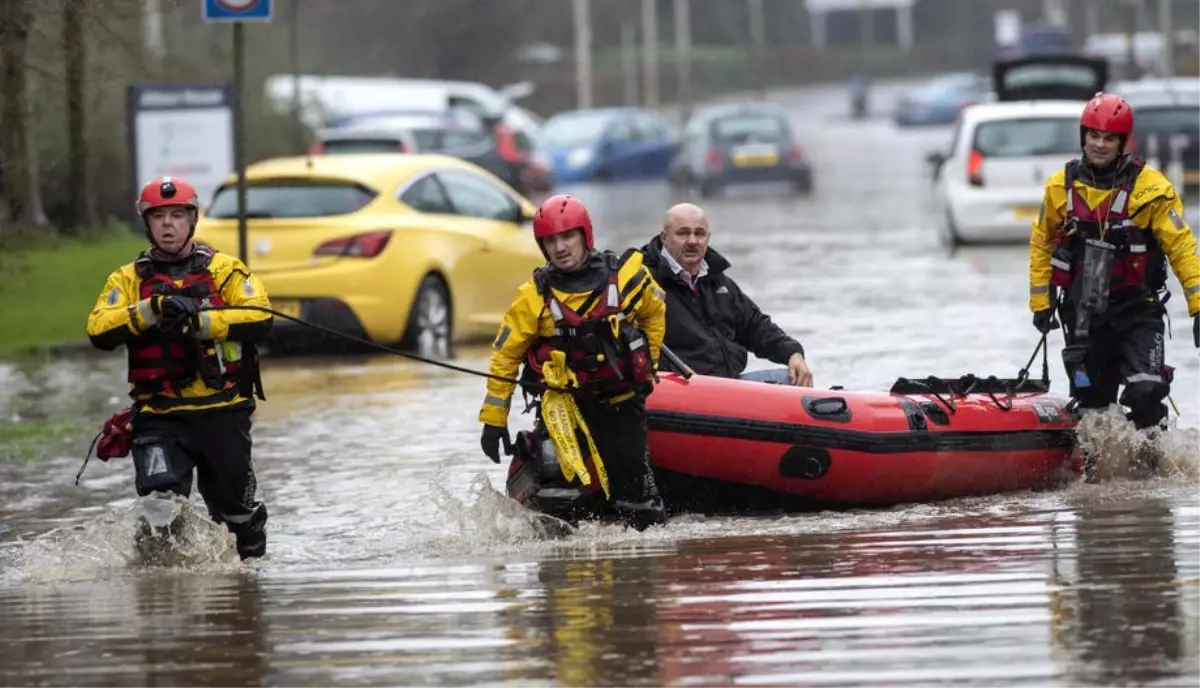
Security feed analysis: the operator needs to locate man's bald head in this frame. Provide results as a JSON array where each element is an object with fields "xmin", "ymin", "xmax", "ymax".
[
  {"xmin": 663, "ymin": 203, "xmax": 707, "ymax": 232},
  {"xmin": 660, "ymin": 203, "xmax": 710, "ymax": 276}
]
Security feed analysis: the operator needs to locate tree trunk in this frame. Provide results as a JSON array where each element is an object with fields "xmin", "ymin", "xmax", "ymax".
[
  {"xmin": 0, "ymin": 0, "xmax": 49, "ymax": 228},
  {"xmin": 63, "ymin": 0, "xmax": 96, "ymax": 233}
]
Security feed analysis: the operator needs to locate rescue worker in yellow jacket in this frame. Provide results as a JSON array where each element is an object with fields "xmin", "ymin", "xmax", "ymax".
[
  {"xmin": 1029, "ymin": 93, "xmax": 1200, "ymax": 474},
  {"xmin": 86, "ymin": 177, "xmax": 274, "ymax": 559},
  {"xmin": 479, "ymin": 194, "xmax": 669, "ymax": 530}
]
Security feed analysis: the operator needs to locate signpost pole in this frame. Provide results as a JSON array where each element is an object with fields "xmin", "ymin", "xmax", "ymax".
[
  {"xmin": 233, "ymin": 21, "xmax": 248, "ymax": 265},
  {"xmin": 204, "ymin": 0, "xmax": 273, "ymax": 264}
]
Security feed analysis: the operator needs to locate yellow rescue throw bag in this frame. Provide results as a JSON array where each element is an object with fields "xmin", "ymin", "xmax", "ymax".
[{"xmin": 540, "ymin": 350, "xmax": 610, "ymax": 499}]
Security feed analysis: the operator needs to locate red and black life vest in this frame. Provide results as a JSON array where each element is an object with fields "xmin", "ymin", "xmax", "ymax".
[
  {"xmin": 1050, "ymin": 158, "xmax": 1166, "ymax": 296},
  {"xmin": 127, "ymin": 246, "xmax": 245, "ymax": 397},
  {"xmin": 524, "ymin": 253, "xmax": 655, "ymax": 398}
]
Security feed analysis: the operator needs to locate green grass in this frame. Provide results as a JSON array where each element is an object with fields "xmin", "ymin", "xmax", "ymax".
[
  {"xmin": 0, "ymin": 418, "xmax": 92, "ymax": 463},
  {"xmin": 0, "ymin": 223, "xmax": 146, "ymax": 354}
]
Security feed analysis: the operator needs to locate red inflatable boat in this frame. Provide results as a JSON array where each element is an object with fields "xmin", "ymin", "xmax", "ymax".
[
  {"xmin": 506, "ymin": 369, "xmax": 1081, "ymax": 523},
  {"xmin": 645, "ymin": 371, "xmax": 1081, "ymax": 514}
]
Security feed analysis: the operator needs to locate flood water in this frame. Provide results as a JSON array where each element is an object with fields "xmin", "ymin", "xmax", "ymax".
[{"xmin": 1, "ymin": 80, "xmax": 1198, "ymax": 686}]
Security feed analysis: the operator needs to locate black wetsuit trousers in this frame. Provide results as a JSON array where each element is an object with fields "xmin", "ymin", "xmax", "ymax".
[
  {"xmin": 131, "ymin": 407, "xmax": 267, "ymax": 558},
  {"xmin": 573, "ymin": 395, "xmax": 661, "ymax": 505},
  {"xmin": 1062, "ymin": 303, "xmax": 1170, "ymax": 430}
]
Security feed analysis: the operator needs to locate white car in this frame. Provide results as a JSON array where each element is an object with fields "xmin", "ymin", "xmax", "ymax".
[{"xmin": 928, "ymin": 55, "xmax": 1110, "ymax": 247}]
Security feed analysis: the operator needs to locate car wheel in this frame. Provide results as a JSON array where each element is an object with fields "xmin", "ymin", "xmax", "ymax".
[
  {"xmin": 592, "ymin": 168, "xmax": 612, "ymax": 182},
  {"xmin": 940, "ymin": 211, "xmax": 965, "ymax": 251},
  {"xmin": 401, "ymin": 274, "xmax": 452, "ymax": 359},
  {"xmin": 699, "ymin": 180, "xmax": 720, "ymax": 198}
]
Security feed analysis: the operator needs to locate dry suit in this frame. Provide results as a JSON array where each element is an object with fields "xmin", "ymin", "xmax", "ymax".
[
  {"xmin": 479, "ymin": 249, "xmax": 668, "ymax": 528},
  {"xmin": 1029, "ymin": 155, "xmax": 1200, "ymax": 431},
  {"xmin": 87, "ymin": 244, "xmax": 274, "ymax": 558}
]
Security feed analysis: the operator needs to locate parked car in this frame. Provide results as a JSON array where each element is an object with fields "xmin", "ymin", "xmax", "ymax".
[
  {"xmin": 669, "ymin": 101, "xmax": 812, "ymax": 198},
  {"xmin": 194, "ymin": 154, "xmax": 545, "ymax": 356},
  {"xmin": 264, "ymin": 75, "xmax": 544, "ymax": 141},
  {"xmin": 309, "ymin": 109, "xmax": 554, "ymax": 197},
  {"xmin": 928, "ymin": 54, "xmax": 1108, "ymax": 247},
  {"xmin": 1119, "ymin": 85, "xmax": 1200, "ymax": 197},
  {"xmin": 534, "ymin": 107, "xmax": 674, "ymax": 183},
  {"xmin": 893, "ymin": 72, "xmax": 990, "ymax": 127}
]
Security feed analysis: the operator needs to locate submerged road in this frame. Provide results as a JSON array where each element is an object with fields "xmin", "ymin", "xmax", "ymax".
[{"xmin": 1, "ymin": 78, "xmax": 1197, "ymax": 686}]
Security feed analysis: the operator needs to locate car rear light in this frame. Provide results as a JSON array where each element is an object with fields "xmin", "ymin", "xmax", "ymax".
[
  {"xmin": 396, "ymin": 140, "xmax": 408, "ymax": 153},
  {"xmin": 314, "ymin": 230, "xmax": 392, "ymax": 258},
  {"xmin": 966, "ymin": 149, "xmax": 985, "ymax": 187},
  {"xmin": 704, "ymin": 147, "xmax": 723, "ymax": 169},
  {"xmin": 307, "ymin": 141, "xmax": 324, "ymax": 155},
  {"xmin": 788, "ymin": 144, "xmax": 804, "ymax": 165}
]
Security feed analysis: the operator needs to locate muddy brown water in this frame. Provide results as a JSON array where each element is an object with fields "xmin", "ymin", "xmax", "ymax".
[{"xmin": 1, "ymin": 81, "xmax": 1197, "ymax": 686}]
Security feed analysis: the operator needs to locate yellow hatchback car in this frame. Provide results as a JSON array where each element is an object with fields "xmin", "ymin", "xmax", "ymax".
[{"xmin": 194, "ymin": 153, "xmax": 546, "ymax": 356}]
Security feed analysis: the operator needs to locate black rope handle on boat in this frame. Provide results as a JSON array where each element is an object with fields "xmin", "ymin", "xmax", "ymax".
[{"xmin": 901, "ymin": 377, "xmax": 959, "ymax": 415}]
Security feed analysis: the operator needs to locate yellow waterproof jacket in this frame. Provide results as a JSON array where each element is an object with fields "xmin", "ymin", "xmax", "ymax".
[
  {"xmin": 86, "ymin": 246, "xmax": 273, "ymax": 414},
  {"xmin": 479, "ymin": 249, "xmax": 667, "ymax": 428},
  {"xmin": 1029, "ymin": 161, "xmax": 1200, "ymax": 316}
]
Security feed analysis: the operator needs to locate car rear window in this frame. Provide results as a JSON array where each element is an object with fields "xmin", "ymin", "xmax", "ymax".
[
  {"xmin": 972, "ymin": 117, "xmax": 1079, "ymax": 157},
  {"xmin": 206, "ymin": 182, "xmax": 377, "ymax": 219},
  {"xmin": 712, "ymin": 115, "xmax": 788, "ymax": 143},
  {"xmin": 1136, "ymin": 106, "xmax": 1200, "ymax": 134},
  {"xmin": 320, "ymin": 138, "xmax": 405, "ymax": 154}
]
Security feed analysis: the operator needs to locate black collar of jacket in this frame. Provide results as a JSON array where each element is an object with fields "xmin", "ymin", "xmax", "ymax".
[
  {"xmin": 539, "ymin": 250, "xmax": 613, "ymax": 293},
  {"xmin": 640, "ymin": 234, "xmax": 731, "ymax": 286}
]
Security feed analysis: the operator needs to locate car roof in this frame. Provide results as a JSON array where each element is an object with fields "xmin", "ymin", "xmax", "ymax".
[
  {"xmin": 546, "ymin": 106, "xmax": 640, "ymax": 120},
  {"xmin": 318, "ymin": 114, "xmax": 481, "ymax": 140},
  {"xmin": 960, "ymin": 100, "xmax": 1086, "ymax": 124},
  {"xmin": 224, "ymin": 153, "xmax": 486, "ymax": 190},
  {"xmin": 691, "ymin": 101, "xmax": 789, "ymax": 121},
  {"xmin": 1119, "ymin": 90, "xmax": 1200, "ymax": 109}
]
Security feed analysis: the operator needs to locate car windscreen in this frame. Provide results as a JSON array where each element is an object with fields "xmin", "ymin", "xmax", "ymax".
[
  {"xmin": 206, "ymin": 182, "xmax": 377, "ymax": 219},
  {"xmin": 711, "ymin": 115, "xmax": 788, "ymax": 144},
  {"xmin": 536, "ymin": 111, "xmax": 612, "ymax": 148},
  {"xmin": 972, "ymin": 117, "xmax": 1079, "ymax": 157}
]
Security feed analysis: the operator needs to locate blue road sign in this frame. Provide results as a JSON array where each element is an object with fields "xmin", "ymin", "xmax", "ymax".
[{"xmin": 203, "ymin": 0, "xmax": 273, "ymax": 22}]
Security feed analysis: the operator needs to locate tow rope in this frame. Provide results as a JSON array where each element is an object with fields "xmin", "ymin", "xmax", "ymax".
[{"xmin": 208, "ymin": 304, "xmax": 569, "ymax": 393}]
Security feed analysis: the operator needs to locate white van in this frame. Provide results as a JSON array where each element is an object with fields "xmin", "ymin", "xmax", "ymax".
[{"xmin": 264, "ymin": 74, "xmax": 543, "ymax": 138}]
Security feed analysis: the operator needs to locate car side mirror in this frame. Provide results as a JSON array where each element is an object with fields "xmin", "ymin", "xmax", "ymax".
[
  {"xmin": 925, "ymin": 150, "xmax": 946, "ymax": 168},
  {"xmin": 516, "ymin": 203, "xmax": 535, "ymax": 224}
]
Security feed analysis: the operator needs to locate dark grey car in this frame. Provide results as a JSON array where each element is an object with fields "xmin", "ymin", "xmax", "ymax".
[
  {"xmin": 311, "ymin": 110, "xmax": 527, "ymax": 192},
  {"xmin": 669, "ymin": 103, "xmax": 813, "ymax": 198}
]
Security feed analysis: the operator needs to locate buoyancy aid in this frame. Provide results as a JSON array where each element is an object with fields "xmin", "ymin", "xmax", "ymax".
[
  {"xmin": 1050, "ymin": 158, "xmax": 1167, "ymax": 298},
  {"xmin": 127, "ymin": 245, "xmax": 252, "ymax": 397},
  {"xmin": 525, "ymin": 252, "xmax": 655, "ymax": 398}
]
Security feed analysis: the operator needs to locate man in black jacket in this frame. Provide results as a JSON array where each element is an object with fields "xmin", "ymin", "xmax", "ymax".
[{"xmin": 640, "ymin": 203, "xmax": 813, "ymax": 385}]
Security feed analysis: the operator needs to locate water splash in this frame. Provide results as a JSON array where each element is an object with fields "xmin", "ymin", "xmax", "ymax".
[
  {"xmin": 3, "ymin": 493, "xmax": 241, "ymax": 584},
  {"xmin": 408, "ymin": 463, "xmax": 572, "ymax": 553},
  {"xmin": 1075, "ymin": 405, "xmax": 1199, "ymax": 482}
]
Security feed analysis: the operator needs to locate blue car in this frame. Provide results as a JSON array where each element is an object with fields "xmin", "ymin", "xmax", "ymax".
[
  {"xmin": 892, "ymin": 73, "xmax": 989, "ymax": 127},
  {"xmin": 535, "ymin": 107, "xmax": 675, "ymax": 183}
]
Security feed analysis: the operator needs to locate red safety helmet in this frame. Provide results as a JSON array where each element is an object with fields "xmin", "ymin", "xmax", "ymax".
[
  {"xmin": 136, "ymin": 177, "xmax": 201, "ymax": 250},
  {"xmin": 1080, "ymin": 92, "xmax": 1134, "ymax": 150},
  {"xmin": 137, "ymin": 176, "xmax": 201, "ymax": 216},
  {"xmin": 532, "ymin": 194, "xmax": 594, "ymax": 251}
]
